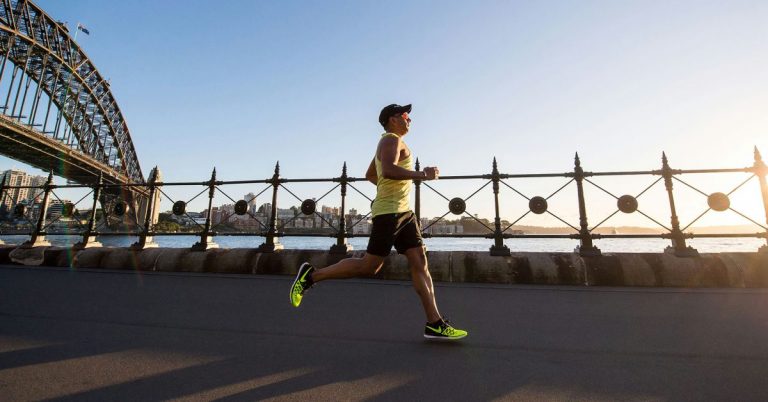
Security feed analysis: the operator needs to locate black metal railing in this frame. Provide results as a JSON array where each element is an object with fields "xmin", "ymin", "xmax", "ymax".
[{"xmin": 1, "ymin": 148, "xmax": 767, "ymax": 256}]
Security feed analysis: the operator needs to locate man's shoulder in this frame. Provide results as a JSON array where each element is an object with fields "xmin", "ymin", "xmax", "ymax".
[{"xmin": 379, "ymin": 133, "xmax": 401, "ymax": 144}]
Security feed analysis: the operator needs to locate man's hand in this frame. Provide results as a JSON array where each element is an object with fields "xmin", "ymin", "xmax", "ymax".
[{"xmin": 422, "ymin": 166, "xmax": 439, "ymax": 180}]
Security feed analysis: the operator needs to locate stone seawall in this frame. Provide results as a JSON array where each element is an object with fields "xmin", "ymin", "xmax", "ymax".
[{"xmin": 1, "ymin": 245, "xmax": 766, "ymax": 287}]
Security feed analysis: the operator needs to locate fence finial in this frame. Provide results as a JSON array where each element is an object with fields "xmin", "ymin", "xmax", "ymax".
[
  {"xmin": 342, "ymin": 161, "xmax": 347, "ymax": 176},
  {"xmin": 662, "ymin": 151, "xmax": 668, "ymax": 166},
  {"xmin": 415, "ymin": 158, "xmax": 420, "ymax": 171},
  {"xmin": 274, "ymin": 161, "xmax": 280, "ymax": 175},
  {"xmin": 574, "ymin": 152, "xmax": 581, "ymax": 167},
  {"xmin": 492, "ymin": 156, "xmax": 498, "ymax": 171},
  {"xmin": 755, "ymin": 146, "xmax": 762, "ymax": 162}
]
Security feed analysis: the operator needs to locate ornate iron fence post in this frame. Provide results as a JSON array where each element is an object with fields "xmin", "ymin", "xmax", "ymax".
[
  {"xmin": 259, "ymin": 162, "xmax": 284, "ymax": 252},
  {"xmin": 330, "ymin": 162, "xmax": 352, "ymax": 254},
  {"xmin": 415, "ymin": 158, "xmax": 421, "ymax": 222},
  {"xmin": 131, "ymin": 167, "xmax": 160, "ymax": 250},
  {"xmin": 490, "ymin": 157, "xmax": 510, "ymax": 256},
  {"xmin": 754, "ymin": 147, "xmax": 768, "ymax": 253},
  {"xmin": 73, "ymin": 172, "xmax": 103, "ymax": 249},
  {"xmin": 22, "ymin": 171, "xmax": 53, "ymax": 247},
  {"xmin": 661, "ymin": 152, "xmax": 697, "ymax": 256},
  {"xmin": 574, "ymin": 153, "xmax": 601, "ymax": 256},
  {"xmin": 0, "ymin": 172, "xmax": 6, "ymax": 245},
  {"xmin": 192, "ymin": 168, "xmax": 218, "ymax": 251}
]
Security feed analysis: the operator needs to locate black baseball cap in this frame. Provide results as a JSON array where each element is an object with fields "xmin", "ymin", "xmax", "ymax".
[{"xmin": 378, "ymin": 103, "xmax": 412, "ymax": 127}]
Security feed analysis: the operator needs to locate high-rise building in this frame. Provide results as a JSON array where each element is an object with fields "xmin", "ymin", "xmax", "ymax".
[
  {"xmin": 0, "ymin": 169, "xmax": 46, "ymax": 209},
  {"xmin": 245, "ymin": 192, "xmax": 258, "ymax": 214}
]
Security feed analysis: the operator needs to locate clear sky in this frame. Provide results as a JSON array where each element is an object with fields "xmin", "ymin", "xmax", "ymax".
[{"xmin": 2, "ymin": 0, "xmax": 767, "ymax": 228}]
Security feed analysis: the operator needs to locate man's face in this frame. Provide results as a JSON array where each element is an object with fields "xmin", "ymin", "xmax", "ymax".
[{"xmin": 389, "ymin": 112, "xmax": 411, "ymax": 133}]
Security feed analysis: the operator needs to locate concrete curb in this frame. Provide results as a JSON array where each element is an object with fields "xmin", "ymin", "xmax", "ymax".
[{"xmin": 1, "ymin": 245, "xmax": 766, "ymax": 287}]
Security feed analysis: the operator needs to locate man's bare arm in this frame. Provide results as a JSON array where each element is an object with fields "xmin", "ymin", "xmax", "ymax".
[
  {"xmin": 379, "ymin": 136, "xmax": 439, "ymax": 180},
  {"xmin": 365, "ymin": 158, "xmax": 377, "ymax": 185},
  {"xmin": 379, "ymin": 136, "xmax": 425, "ymax": 180}
]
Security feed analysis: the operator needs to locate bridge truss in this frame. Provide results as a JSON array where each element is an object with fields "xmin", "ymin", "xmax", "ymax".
[{"xmin": 0, "ymin": 0, "xmax": 143, "ymax": 185}]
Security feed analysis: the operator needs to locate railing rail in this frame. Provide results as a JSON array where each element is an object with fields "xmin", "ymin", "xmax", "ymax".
[{"xmin": 1, "ymin": 148, "xmax": 767, "ymax": 256}]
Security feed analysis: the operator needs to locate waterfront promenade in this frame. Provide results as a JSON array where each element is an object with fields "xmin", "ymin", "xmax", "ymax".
[{"xmin": 2, "ymin": 265, "xmax": 768, "ymax": 401}]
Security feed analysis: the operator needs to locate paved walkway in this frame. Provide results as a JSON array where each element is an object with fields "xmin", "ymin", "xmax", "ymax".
[{"xmin": 1, "ymin": 265, "xmax": 768, "ymax": 401}]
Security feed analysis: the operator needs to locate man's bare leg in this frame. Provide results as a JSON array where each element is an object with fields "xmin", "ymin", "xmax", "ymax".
[
  {"xmin": 404, "ymin": 246, "xmax": 441, "ymax": 323},
  {"xmin": 311, "ymin": 253, "xmax": 385, "ymax": 282}
]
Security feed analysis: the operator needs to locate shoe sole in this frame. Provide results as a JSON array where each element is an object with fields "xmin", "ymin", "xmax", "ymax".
[
  {"xmin": 423, "ymin": 333, "xmax": 467, "ymax": 340},
  {"xmin": 289, "ymin": 263, "xmax": 311, "ymax": 307}
]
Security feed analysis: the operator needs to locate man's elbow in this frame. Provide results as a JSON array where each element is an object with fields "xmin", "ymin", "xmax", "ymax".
[{"xmin": 380, "ymin": 166, "xmax": 397, "ymax": 179}]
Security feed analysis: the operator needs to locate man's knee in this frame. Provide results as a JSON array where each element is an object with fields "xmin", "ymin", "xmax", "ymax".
[{"xmin": 406, "ymin": 247, "xmax": 428, "ymax": 271}]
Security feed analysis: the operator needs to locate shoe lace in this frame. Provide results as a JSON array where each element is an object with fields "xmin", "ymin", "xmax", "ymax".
[{"xmin": 440, "ymin": 317, "xmax": 458, "ymax": 335}]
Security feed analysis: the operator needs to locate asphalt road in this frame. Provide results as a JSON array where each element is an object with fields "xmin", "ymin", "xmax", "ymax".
[{"xmin": 2, "ymin": 265, "xmax": 768, "ymax": 401}]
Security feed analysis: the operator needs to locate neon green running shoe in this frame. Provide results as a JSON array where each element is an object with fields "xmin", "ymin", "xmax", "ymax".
[
  {"xmin": 424, "ymin": 318, "xmax": 468, "ymax": 340},
  {"xmin": 290, "ymin": 262, "xmax": 315, "ymax": 307}
]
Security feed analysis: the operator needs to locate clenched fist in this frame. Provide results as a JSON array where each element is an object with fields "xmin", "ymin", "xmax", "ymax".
[{"xmin": 423, "ymin": 166, "xmax": 440, "ymax": 180}]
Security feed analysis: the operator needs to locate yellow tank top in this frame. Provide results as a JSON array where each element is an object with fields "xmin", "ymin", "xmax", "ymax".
[{"xmin": 371, "ymin": 133, "xmax": 412, "ymax": 217}]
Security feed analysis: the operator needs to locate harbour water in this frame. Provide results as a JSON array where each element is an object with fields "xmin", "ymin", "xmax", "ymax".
[{"xmin": 0, "ymin": 235, "xmax": 764, "ymax": 253}]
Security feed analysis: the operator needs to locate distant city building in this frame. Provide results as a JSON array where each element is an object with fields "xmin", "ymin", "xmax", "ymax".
[
  {"xmin": 321, "ymin": 205, "xmax": 339, "ymax": 216},
  {"xmin": 245, "ymin": 192, "xmax": 258, "ymax": 214},
  {"xmin": 350, "ymin": 218, "xmax": 371, "ymax": 235},
  {"xmin": 1, "ymin": 169, "xmax": 45, "ymax": 209},
  {"xmin": 199, "ymin": 207, "xmax": 223, "ymax": 226},
  {"xmin": 47, "ymin": 199, "xmax": 73, "ymax": 219},
  {"xmin": 421, "ymin": 217, "xmax": 464, "ymax": 235}
]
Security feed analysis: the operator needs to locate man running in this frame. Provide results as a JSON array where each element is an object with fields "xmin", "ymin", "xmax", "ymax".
[{"xmin": 290, "ymin": 103, "xmax": 468, "ymax": 340}]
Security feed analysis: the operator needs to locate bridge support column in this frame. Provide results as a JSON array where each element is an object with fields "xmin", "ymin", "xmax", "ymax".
[
  {"xmin": 20, "ymin": 171, "xmax": 53, "ymax": 248},
  {"xmin": 131, "ymin": 167, "xmax": 161, "ymax": 250}
]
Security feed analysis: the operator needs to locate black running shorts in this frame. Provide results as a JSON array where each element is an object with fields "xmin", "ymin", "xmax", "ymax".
[{"xmin": 366, "ymin": 211, "xmax": 424, "ymax": 257}]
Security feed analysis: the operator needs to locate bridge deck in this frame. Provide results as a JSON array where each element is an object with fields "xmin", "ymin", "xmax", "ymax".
[
  {"xmin": 1, "ymin": 265, "xmax": 768, "ymax": 401},
  {"xmin": 0, "ymin": 114, "xmax": 130, "ymax": 186}
]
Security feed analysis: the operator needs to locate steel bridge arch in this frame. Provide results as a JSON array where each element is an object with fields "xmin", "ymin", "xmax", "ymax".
[{"xmin": 0, "ymin": 0, "xmax": 143, "ymax": 184}]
